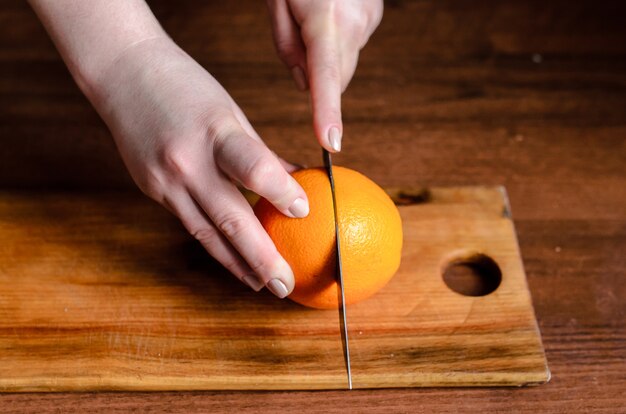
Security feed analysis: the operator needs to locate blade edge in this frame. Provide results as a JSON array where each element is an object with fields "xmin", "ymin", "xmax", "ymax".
[{"xmin": 322, "ymin": 149, "xmax": 352, "ymax": 390}]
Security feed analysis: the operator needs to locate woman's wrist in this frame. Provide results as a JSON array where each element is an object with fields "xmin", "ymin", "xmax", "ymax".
[
  {"xmin": 85, "ymin": 35, "xmax": 177, "ymax": 116},
  {"xmin": 28, "ymin": 0, "xmax": 166, "ymax": 101}
]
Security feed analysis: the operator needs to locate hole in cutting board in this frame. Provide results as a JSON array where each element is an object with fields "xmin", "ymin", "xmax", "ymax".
[{"xmin": 442, "ymin": 254, "xmax": 502, "ymax": 296}]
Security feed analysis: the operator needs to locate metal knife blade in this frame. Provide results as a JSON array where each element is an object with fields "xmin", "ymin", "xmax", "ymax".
[{"xmin": 322, "ymin": 149, "xmax": 353, "ymax": 390}]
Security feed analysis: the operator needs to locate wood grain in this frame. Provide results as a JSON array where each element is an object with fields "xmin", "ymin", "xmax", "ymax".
[
  {"xmin": 0, "ymin": 187, "xmax": 548, "ymax": 391},
  {"xmin": 0, "ymin": 0, "xmax": 624, "ymax": 411}
]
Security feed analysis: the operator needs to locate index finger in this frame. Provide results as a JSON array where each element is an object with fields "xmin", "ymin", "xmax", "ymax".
[{"xmin": 302, "ymin": 17, "xmax": 343, "ymax": 153}]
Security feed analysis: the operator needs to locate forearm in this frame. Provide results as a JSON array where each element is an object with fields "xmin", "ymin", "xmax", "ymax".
[{"xmin": 28, "ymin": 0, "xmax": 166, "ymax": 98}]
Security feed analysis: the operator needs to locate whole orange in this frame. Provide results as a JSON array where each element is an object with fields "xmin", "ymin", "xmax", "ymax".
[{"xmin": 254, "ymin": 167, "xmax": 403, "ymax": 309}]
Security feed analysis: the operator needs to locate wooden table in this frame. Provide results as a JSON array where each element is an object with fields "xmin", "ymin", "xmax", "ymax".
[{"xmin": 1, "ymin": 0, "xmax": 624, "ymax": 412}]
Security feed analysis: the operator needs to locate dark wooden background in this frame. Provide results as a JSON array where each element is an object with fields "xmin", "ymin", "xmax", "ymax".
[{"xmin": 1, "ymin": 0, "xmax": 625, "ymax": 412}]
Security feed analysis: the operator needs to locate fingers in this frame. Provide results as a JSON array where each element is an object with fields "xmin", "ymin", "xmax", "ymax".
[
  {"xmin": 266, "ymin": 0, "xmax": 308, "ymax": 91},
  {"xmin": 187, "ymin": 175, "xmax": 296, "ymax": 298},
  {"xmin": 301, "ymin": 15, "xmax": 343, "ymax": 153},
  {"xmin": 162, "ymin": 143, "xmax": 300, "ymax": 299},
  {"xmin": 267, "ymin": 1, "xmax": 385, "ymax": 153},
  {"xmin": 213, "ymin": 131, "xmax": 309, "ymax": 219},
  {"xmin": 164, "ymin": 191, "xmax": 265, "ymax": 292}
]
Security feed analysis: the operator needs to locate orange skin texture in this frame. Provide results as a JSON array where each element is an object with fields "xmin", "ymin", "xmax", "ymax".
[{"xmin": 254, "ymin": 167, "xmax": 403, "ymax": 309}]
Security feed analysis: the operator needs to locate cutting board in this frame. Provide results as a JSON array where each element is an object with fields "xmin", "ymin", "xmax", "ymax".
[{"xmin": 0, "ymin": 187, "xmax": 549, "ymax": 391}]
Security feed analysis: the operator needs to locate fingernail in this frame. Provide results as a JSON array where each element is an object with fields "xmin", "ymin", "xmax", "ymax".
[
  {"xmin": 328, "ymin": 127, "xmax": 342, "ymax": 152},
  {"xmin": 267, "ymin": 278, "xmax": 289, "ymax": 299},
  {"xmin": 291, "ymin": 66, "xmax": 307, "ymax": 91},
  {"xmin": 288, "ymin": 197, "xmax": 309, "ymax": 218},
  {"xmin": 242, "ymin": 275, "xmax": 264, "ymax": 292}
]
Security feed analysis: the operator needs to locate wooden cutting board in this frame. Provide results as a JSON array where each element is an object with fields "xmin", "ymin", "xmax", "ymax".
[{"xmin": 0, "ymin": 187, "xmax": 549, "ymax": 391}]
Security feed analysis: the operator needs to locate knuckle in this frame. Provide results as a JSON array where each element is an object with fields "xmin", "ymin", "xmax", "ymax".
[
  {"xmin": 215, "ymin": 212, "xmax": 250, "ymax": 240},
  {"xmin": 192, "ymin": 227, "xmax": 219, "ymax": 246},
  {"xmin": 133, "ymin": 168, "xmax": 165, "ymax": 200},
  {"xmin": 241, "ymin": 156, "xmax": 277, "ymax": 191},
  {"xmin": 317, "ymin": 103, "xmax": 342, "ymax": 125},
  {"xmin": 210, "ymin": 117, "xmax": 246, "ymax": 159},
  {"xmin": 320, "ymin": 0, "xmax": 338, "ymax": 17},
  {"xmin": 274, "ymin": 40, "xmax": 301, "ymax": 64},
  {"xmin": 158, "ymin": 144, "xmax": 193, "ymax": 179},
  {"xmin": 204, "ymin": 111, "xmax": 239, "ymax": 142},
  {"xmin": 248, "ymin": 259, "xmax": 269, "ymax": 275}
]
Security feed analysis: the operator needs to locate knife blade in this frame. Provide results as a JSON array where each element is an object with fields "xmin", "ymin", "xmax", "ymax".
[{"xmin": 322, "ymin": 148, "xmax": 353, "ymax": 390}]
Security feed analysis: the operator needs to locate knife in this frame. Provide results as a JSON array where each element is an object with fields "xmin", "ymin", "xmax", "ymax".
[{"xmin": 322, "ymin": 148, "xmax": 353, "ymax": 390}]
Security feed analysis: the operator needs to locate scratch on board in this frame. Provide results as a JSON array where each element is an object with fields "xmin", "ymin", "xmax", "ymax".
[{"xmin": 447, "ymin": 298, "xmax": 477, "ymax": 338}]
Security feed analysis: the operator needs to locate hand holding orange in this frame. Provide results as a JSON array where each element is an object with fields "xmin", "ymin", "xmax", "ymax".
[{"xmin": 254, "ymin": 167, "xmax": 403, "ymax": 309}]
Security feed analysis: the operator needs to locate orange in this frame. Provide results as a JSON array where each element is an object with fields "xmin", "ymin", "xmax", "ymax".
[{"xmin": 254, "ymin": 167, "xmax": 403, "ymax": 309}]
